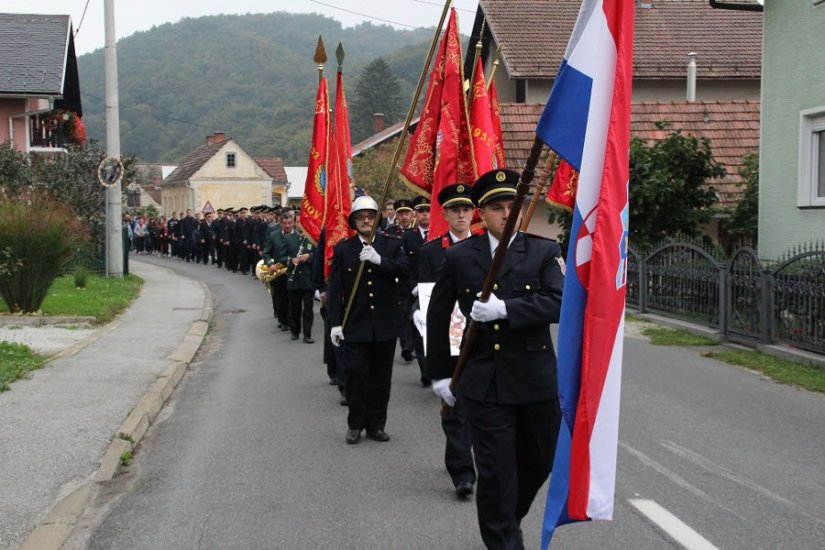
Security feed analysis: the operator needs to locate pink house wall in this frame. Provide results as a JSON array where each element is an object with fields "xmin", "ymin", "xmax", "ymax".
[{"xmin": 0, "ymin": 98, "xmax": 53, "ymax": 152}]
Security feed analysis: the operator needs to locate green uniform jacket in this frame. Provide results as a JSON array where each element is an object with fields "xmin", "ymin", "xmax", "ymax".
[{"xmin": 285, "ymin": 232, "xmax": 315, "ymax": 290}]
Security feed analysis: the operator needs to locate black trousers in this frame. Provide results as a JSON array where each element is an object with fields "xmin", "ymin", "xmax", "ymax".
[
  {"xmin": 239, "ymin": 245, "xmax": 251, "ymax": 274},
  {"xmin": 216, "ymin": 242, "xmax": 224, "ymax": 267},
  {"xmin": 342, "ymin": 339, "xmax": 396, "ymax": 432},
  {"xmin": 270, "ymin": 277, "xmax": 288, "ymax": 325},
  {"xmin": 227, "ymin": 243, "xmax": 239, "ymax": 272},
  {"xmin": 413, "ymin": 320, "xmax": 427, "ymax": 380},
  {"xmin": 288, "ymin": 288, "xmax": 314, "ymax": 337},
  {"xmin": 398, "ymin": 294, "xmax": 414, "ymax": 353},
  {"xmin": 463, "ymin": 397, "xmax": 562, "ymax": 550},
  {"xmin": 441, "ymin": 397, "xmax": 476, "ymax": 487}
]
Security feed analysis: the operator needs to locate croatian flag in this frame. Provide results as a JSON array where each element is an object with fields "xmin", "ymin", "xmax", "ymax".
[{"xmin": 536, "ymin": 0, "xmax": 633, "ymax": 547}]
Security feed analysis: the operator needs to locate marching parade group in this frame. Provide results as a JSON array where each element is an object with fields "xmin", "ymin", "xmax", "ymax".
[{"xmin": 127, "ymin": 168, "xmax": 566, "ymax": 549}]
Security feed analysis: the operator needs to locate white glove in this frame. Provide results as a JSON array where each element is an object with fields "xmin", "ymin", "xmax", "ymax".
[
  {"xmin": 411, "ymin": 286, "xmax": 419, "ymax": 297},
  {"xmin": 470, "ymin": 292, "xmax": 508, "ymax": 322},
  {"xmin": 314, "ymin": 289, "xmax": 321, "ymax": 301},
  {"xmin": 359, "ymin": 245, "xmax": 381, "ymax": 266},
  {"xmin": 431, "ymin": 378, "xmax": 456, "ymax": 407},
  {"xmin": 330, "ymin": 326, "xmax": 345, "ymax": 347},
  {"xmin": 413, "ymin": 309, "xmax": 426, "ymax": 336}
]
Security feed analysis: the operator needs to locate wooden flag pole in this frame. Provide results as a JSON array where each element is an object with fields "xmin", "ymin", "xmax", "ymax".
[
  {"xmin": 521, "ymin": 149, "xmax": 557, "ymax": 230},
  {"xmin": 441, "ymin": 136, "xmax": 545, "ymax": 417},
  {"xmin": 486, "ymin": 47, "xmax": 502, "ymax": 91},
  {"xmin": 341, "ymin": 0, "xmax": 452, "ymax": 330}
]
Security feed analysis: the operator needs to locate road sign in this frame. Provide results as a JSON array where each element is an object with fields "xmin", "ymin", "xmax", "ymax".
[
  {"xmin": 97, "ymin": 157, "xmax": 124, "ymax": 188},
  {"xmin": 202, "ymin": 201, "xmax": 215, "ymax": 214}
]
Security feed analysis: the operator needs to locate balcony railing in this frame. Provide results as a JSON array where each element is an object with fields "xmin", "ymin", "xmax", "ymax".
[{"xmin": 29, "ymin": 113, "xmax": 67, "ymax": 150}]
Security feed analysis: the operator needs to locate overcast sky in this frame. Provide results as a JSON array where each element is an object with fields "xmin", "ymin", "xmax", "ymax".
[{"xmin": 5, "ymin": 0, "xmax": 480, "ymax": 56}]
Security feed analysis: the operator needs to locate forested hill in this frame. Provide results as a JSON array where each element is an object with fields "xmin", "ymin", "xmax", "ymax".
[{"xmin": 77, "ymin": 12, "xmax": 436, "ymax": 164}]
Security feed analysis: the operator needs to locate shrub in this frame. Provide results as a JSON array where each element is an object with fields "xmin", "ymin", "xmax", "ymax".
[
  {"xmin": 0, "ymin": 193, "xmax": 87, "ymax": 312},
  {"xmin": 73, "ymin": 266, "xmax": 89, "ymax": 289}
]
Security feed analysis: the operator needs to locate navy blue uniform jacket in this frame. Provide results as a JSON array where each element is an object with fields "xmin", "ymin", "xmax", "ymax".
[
  {"xmin": 426, "ymin": 232, "xmax": 564, "ymax": 404},
  {"xmin": 328, "ymin": 234, "xmax": 410, "ymax": 343}
]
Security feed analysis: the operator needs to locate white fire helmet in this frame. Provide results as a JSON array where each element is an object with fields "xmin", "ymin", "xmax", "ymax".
[{"xmin": 348, "ymin": 196, "xmax": 379, "ymax": 229}]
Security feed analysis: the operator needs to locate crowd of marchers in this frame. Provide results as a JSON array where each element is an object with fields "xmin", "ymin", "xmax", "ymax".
[{"xmin": 125, "ymin": 169, "xmax": 566, "ymax": 549}]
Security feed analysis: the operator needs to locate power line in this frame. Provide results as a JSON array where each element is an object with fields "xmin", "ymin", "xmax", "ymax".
[
  {"xmin": 409, "ymin": 0, "xmax": 476, "ymax": 14},
  {"xmin": 74, "ymin": 0, "xmax": 92, "ymax": 37},
  {"xmin": 306, "ymin": 0, "xmax": 417, "ymax": 28}
]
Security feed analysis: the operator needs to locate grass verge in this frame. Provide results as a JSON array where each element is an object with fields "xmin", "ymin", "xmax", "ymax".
[
  {"xmin": 0, "ymin": 341, "xmax": 47, "ymax": 391},
  {"xmin": 642, "ymin": 326, "xmax": 719, "ymax": 346},
  {"xmin": 0, "ymin": 274, "xmax": 143, "ymax": 323},
  {"xmin": 705, "ymin": 350, "xmax": 825, "ymax": 394}
]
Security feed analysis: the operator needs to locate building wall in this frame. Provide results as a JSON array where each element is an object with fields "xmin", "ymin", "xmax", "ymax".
[
  {"xmin": 759, "ymin": 1, "xmax": 825, "ymax": 260},
  {"xmin": 161, "ymin": 187, "xmax": 193, "ymax": 216},
  {"xmin": 0, "ymin": 98, "xmax": 52, "ymax": 152}
]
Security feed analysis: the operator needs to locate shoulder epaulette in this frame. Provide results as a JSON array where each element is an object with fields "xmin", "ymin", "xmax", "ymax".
[{"xmin": 524, "ymin": 232, "xmax": 557, "ymax": 242}]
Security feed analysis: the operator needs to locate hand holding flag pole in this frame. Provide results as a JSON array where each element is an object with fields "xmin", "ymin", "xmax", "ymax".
[{"xmin": 340, "ymin": 0, "xmax": 452, "ymax": 330}]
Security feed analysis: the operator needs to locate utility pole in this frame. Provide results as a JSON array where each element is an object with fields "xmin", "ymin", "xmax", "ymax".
[{"xmin": 104, "ymin": 0, "xmax": 123, "ymax": 276}]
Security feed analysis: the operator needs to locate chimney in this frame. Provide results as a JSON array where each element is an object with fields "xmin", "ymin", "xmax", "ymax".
[
  {"xmin": 686, "ymin": 52, "xmax": 697, "ymax": 102},
  {"xmin": 207, "ymin": 132, "xmax": 227, "ymax": 145},
  {"xmin": 373, "ymin": 113, "xmax": 385, "ymax": 134}
]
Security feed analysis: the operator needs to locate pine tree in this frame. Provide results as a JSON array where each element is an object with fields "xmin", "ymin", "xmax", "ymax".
[{"xmin": 349, "ymin": 58, "xmax": 403, "ymax": 143}]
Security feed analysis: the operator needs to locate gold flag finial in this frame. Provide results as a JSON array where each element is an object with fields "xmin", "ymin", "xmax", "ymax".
[{"xmin": 314, "ymin": 35, "xmax": 327, "ymax": 82}]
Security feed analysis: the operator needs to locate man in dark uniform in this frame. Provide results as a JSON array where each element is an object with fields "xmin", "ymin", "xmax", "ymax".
[
  {"xmin": 426, "ymin": 169, "xmax": 564, "ymax": 549},
  {"xmin": 213, "ymin": 209, "xmax": 226, "ymax": 267},
  {"xmin": 286, "ymin": 227, "xmax": 316, "ymax": 343},
  {"xmin": 198, "ymin": 211, "xmax": 214, "ymax": 265},
  {"xmin": 179, "ymin": 209, "xmax": 198, "ymax": 262},
  {"xmin": 415, "ymin": 183, "xmax": 476, "ymax": 498},
  {"xmin": 384, "ymin": 198, "xmax": 416, "ymax": 361},
  {"xmin": 403, "ymin": 195, "xmax": 431, "ymax": 385},
  {"xmin": 328, "ymin": 196, "xmax": 410, "ymax": 444},
  {"xmin": 166, "ymin": 212, "xmax": 178, "ymax": 258}
]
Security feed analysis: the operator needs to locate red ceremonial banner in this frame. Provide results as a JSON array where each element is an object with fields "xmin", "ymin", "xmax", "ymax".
[
  {"xmin": 545, "ymin": 158, "xmax": 579, "ymax": 211},
  {"xmin": 400, "ymin": 8, "xmax": 473, "ymax": 240},
  {"xmin": 469, "ymin": 57, "xmax": 496, "ymax": 176},
  {"xmin": 325, "ymin": 70, "xmax": 355, "ymax": 279},
  {"xmin": 489, "ymin": 79, "xmax": 506, "ymax": 169},
  {"xmin": 299, "ymin": 77, "xmax": 329, "ymax": 244}
]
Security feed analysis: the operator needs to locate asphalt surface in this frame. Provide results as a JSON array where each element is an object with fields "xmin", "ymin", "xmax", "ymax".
[
  {"xmin": 0, "ymin": 261, "xmax": 206, "ymax": 550},
  {"xmin": 68, "ymin": 255, "xmax": 825, "ymax": 549}
]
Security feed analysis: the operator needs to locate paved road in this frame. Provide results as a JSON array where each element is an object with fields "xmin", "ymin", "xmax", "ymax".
[{"xmin": 68, "ymin": 256, "xmax": 825, "ymax": 549}]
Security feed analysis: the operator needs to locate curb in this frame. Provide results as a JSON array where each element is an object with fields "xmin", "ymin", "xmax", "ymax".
[
  {"xmin": 0, "ymin": 315, "xmax": 97, "ymax": 327},
  {"xmin": 20, "ymin": 281, "xmax": 214, "ymax": 550}
]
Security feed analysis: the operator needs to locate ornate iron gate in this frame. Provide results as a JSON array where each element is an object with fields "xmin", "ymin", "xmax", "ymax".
[
  {"xmin": 770, "ymin": 248, "xmax": 825, "ymax": 355},
  {"xmin": 726, "ymin": 247, "xmax": 765, "ymax": 342}
]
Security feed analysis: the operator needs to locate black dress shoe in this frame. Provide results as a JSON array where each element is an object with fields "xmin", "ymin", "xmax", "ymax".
[
  {"xmin": 455, "ymin": 480, "xmax": 474, "ymax": 498},
  {"xmin": 346, "ymin": 429, "xmax": 361, "ymax": 444},
  {"xmin": 401, "ymin": 349, "xmax": 413, "ymax": 362},
  {"xmin": 281, "ymin": 325, "xmax": 290, "ymax": 332},
  {"xmin": 339, "ymin": 396, "xmax": 348, "ymax": 406},
  {"xmin": 366, "ymin": 429, "xmax": 390, "ymax": 442},
  {"xmin": 303, "ymin": 337, "xmax": 315, "ymax": 344},
  {"xmin": 329, "ymin": 377, "xmax": 338, "ymax": 386},
  {"xmin": 420, "ymin": 376, "xmax": 431, "ymax": 387},
  {"xmin": 291, "ymin": 333, "xmax": 300, "ymax": 340}
]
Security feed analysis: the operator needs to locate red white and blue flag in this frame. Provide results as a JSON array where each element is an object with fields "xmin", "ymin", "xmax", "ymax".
[{"xmin": 536, "ymin": 0, "xmax": 633, "ymax": 547}]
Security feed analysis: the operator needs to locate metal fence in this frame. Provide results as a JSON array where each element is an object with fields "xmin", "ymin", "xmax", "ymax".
[{"xmin": 628, "ymin": 241, "xmax": 825, "ymax": 355}]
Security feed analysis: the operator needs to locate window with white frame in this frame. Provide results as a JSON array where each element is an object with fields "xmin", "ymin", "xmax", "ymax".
[
  {"xmin": 797, "ymin": 107, "xmax": 825, "ymax": 207},
  {"xmin": 226, "ymin": 152, "xmax": 236, "ymax": 168}
]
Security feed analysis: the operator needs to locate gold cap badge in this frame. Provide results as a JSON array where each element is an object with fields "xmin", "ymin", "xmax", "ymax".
[
  {"xmin": 456, "ymin": 185, "xmax": 465, "ymax": 193},
  {"xmin": 496, "ymin": 171, "xmax": 506, "ymax": 182}
]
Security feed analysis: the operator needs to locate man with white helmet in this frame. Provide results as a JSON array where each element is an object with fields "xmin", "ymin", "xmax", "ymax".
[{"xmin": 327, "ymin": 195, "xmax": 410, "ymax": 445}]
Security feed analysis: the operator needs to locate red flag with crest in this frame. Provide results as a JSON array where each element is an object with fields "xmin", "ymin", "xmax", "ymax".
[
  {"xmin": 299, "ymin": 77, "xmax": 329, "ymax": 244},
  {"xmin": 469, "ymin": 57, "xmax": 496, "ymax": 175},
  {"xmin": 488, "ymin": 79, "xmax": 506, "ymax": 169},
  {"xmin": 400, "ymin": 8, "xmax": 473, "ymax": 241},
  {"xmin": 324, "ymin": 69, "xmax": 355, "ymax": 278}
]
